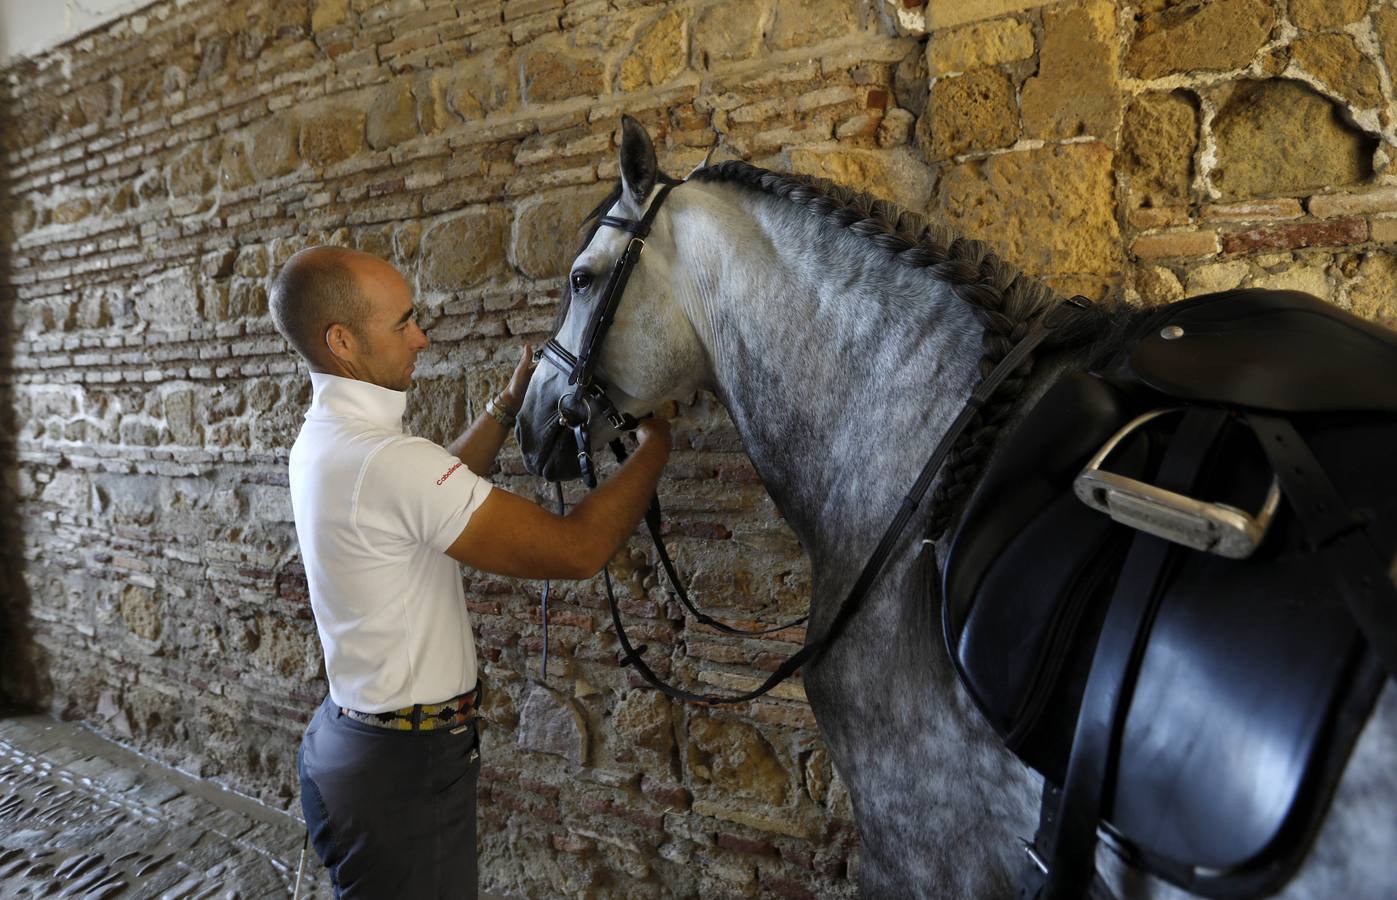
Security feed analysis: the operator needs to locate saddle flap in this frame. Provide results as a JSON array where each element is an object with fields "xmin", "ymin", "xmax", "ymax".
[
  {"xmin": 1129, "ymin": 288, "xmax": 1397, "ymax": 413},
  {"xmin": 944, "ymin": 372, "xmax": 1135, "ymax": 742},
  {"xmin": 1107, "ymin": 414, "xmax": 1397, "ymax": 892}
]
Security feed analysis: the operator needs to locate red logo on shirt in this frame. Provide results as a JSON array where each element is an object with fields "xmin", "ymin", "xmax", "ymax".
[{"xmin": 436, "ymin": 462, "xmax": 463, "ymax": 485}]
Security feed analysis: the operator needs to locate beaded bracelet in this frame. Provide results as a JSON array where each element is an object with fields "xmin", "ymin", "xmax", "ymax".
[{"xmin": 485, "ymin": 394, "xmax": 517, "ymax": 428}]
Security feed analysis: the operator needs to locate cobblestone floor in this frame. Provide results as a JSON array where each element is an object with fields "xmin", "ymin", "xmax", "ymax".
[{"xmin": 0, "ymin": 713, "xmax": 332, "ymax": 899}]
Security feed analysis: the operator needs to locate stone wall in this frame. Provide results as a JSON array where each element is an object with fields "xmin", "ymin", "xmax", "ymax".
[{"xmin": 2, "ymin": 0, "xmax": 1395, "ymax": 896}]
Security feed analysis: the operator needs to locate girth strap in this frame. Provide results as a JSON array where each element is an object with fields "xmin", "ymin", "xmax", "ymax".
[
  {"xmin": 1246, "ymin": 413, "xmax": 1397, "ymax": 679},
  {"xmin": 1032, "ymin": 407, "xmax": 1230, "ymax": 900}
]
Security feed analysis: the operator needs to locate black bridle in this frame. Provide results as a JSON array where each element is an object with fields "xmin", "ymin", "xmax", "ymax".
[
  {"xmin": 535, "ymin": 181, "xmax": 678, "ymax": 483},
  {"xmin": 535, "ymin": 173, "xmax": 1092, "ymax": 705}
]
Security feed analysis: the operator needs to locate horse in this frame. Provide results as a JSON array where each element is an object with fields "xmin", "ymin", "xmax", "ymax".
[{"xmin": 513, "ymin": 116, "xmax": 1397, "ymax": 899}]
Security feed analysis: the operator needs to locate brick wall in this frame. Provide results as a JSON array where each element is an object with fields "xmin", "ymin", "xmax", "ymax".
[{"xmin": 2, "ymin": 0, "xmax": 1395, "ymax": 896}]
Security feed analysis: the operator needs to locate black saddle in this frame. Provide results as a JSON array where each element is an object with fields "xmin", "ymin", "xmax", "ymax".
[{"xmin": 943, "ymin": 289, "xmax": 1397, "ymax": 899}]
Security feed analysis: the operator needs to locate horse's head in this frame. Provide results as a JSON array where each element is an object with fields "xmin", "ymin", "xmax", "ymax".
[{"xmin": 517, "ymin": 116, "xmax": 710, "ymax": 481}]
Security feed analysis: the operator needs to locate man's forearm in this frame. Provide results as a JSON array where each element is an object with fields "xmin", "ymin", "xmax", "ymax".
[{"xmin": 566, "ymin": 434, "xmax": 670, "ymax": 574}]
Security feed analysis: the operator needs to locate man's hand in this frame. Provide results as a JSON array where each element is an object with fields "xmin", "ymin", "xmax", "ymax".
[
  {"xmin": 634, "ymin": 414, "xmax": 672, "ymax": 450},
  {"xmin": 502, "ymin": 343, "xmax": 536, "ymax": 412}
]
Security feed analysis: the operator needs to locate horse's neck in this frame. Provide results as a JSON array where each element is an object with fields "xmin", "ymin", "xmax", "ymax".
[{"xmin": 676, "ymin": 185, "xmax": 987, "ymax": 567}]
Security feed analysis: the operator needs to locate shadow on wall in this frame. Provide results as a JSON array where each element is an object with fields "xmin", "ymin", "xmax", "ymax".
[{"xmin": 0, "ymin": 78, "xmax": 45, "ymax": 713}]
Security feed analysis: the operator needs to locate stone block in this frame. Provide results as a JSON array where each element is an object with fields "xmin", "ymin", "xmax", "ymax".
[
  {"xmin": 298, "ymin": 106, "xmax": 365, "ymax": 168},
  {"xmin": 927, "ymin": 17, "xmax": 1034, "ymax": 77},
  {"xmin": 1292, "ymin": 34, "xmax": 1383, "ymax": 109},
  {"xmin": 918, "ymin": 68, "xmax": 1018, "ymax": 161},
  {"xmin": 618, "ymin": 10, "xmax": 686, "ymax": 91},
  {"xmin": 419, "ymin": 208, "xmax": 509, "ymax": 292},
  {"xmin": 248, "ymin": 115, "xmax": 300, "ymax": 180},
  {"xmin": 447, "ymin": 48, "xmax": 515, "ymax": 120},
  {"xmin": 1129, "ymin": 207, "xmax": 1190, "ymax": 230},
  {"xmin": 926, "ymin": 0, "xmax": 1058, "ymax": 29},
  {"xmin": 1376, "ymin": 9, "xmax": 1397, "ymax": 93},
  {"xmin": 521, "ymin": 42, "xmax": 605, "ymax": 105},
  {"xmin": 162, "ymin": 388, "xmax": 204, "ymax": 446},
  {"xmin": 1132, "ymin": 230, "xmax": 1220, "ymax": 260},
  {"xmin": 693, "ymin": 0, "xmax": 768, "ymax": 68},
  {"xmin": 119, "ymin": 583, "xmax": 161, "ymax": 641},
  {"xmin": 311, "ymin": 0, "xmax": 348, "ymax": 31},
  {"xmin": 1200, "ymin": 199, "xmax": 1303, "ymax": 222},
  {"xmin": 1126, "ymin": 0, "xmax": 1275, "ymax": 79},
  {"xmin": 1212, "ymin": 80, "xmax": 1376, "ymax": 200},
  {"xmin": 517, "ymin": 684, "xmax": 587, "ymax": 765},
  {"xmin": 1308, "ymin": 187, "xmax": 1397, "ymax": 219},
  {"xmin": 1372, "ymin": 218, "xmax": 1397, "ymax": 245},
  {"xmin": 936, "ymin": 142, "xmax": 1121, "ymax": 277},
  {"xmin": 1290, "ymin": 0, "xmax": 1366, "ymax": 31},
  {"xmin": 135, "ymin": 266, "xmax": 201, "ymax": 329},
  {"xmin": 1132, "ymin": 264, "xmax": 1185, "ymax": 305},
  {"xmin": 686, "ymin": 715, "xmax": 788, "ymax": 804},
  {"xmin": 1222, "ymin": 218, "xmax": 1368, "ymax": 254},
  {"xmin": 1345, "ymin": 251, "xmax": 1397, "ymax": 321},
  {"xmin": 786, "ymin": 147, "xmax": 934, "ymax": 214},
  {"xmin": 1021, "ymin": 0, "xmax": 1120, "ymax": 142},
  {"xmin": 1248, "ymin": 258, "xmax": 1334, "ymax": 298},
  {"xmin": 512, "ymin": 185, "xmax": 605, "ymax": 280},
  {"xmin": 1121, "ymin": 90, "xmax": 1198, "ymax": 208},
  {"xmin": 366, "ymin": 80, "xmax": 418, "ymax": 150},
  {"xmin": 1185, "ymin": 259, "xmax": 1250, "ymax": 295},
  {"xmin": 612, "ymin": 689, "xmax": 673, "ymax": 752},
  {"xmin": 414, "ymin": 73, "xmax": 450, "ymax": 135},
  {"xmin": 767, "ymin": 0, "xmax": 858, "ymax": 51},
  {"xmin": 166, "ymin": 141, "xmax": 219, "ymax": 198}
]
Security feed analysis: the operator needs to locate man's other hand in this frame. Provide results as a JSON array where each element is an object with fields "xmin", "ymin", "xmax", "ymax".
[{"xmin": 503, "ymin": 343, "xmax": 536, "ymax": 411}]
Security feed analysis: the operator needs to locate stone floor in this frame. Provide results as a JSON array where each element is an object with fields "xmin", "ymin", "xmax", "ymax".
[
  {"xmin": 0, "ymin": 712, "xmax": 333, "ymax": 898},
  {"xmin": 0, "ymin": 714, "xmax": 517, "ymax": 899}
]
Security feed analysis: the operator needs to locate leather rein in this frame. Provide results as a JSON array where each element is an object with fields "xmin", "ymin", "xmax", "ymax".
[{"xmin": 535, "ymin": 174, "xmax": 1091, "ymax": 705}]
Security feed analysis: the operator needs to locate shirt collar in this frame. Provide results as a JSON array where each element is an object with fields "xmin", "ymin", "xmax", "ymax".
[{"xmin": 307, "ymin": 372, "xmax": 406, "ymax": 433}]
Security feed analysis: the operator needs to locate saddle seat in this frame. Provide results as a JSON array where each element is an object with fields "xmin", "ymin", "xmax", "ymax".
[
  {"xmin": 942, "ymin": 289, "xmax": 1397, "ymax": 899},
  {"xmin": 1129, "ymin": 288, "xmax": 1397, "ymax": 413}
]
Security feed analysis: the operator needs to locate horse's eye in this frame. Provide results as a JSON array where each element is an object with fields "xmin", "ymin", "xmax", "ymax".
[{"xmin": 570, "ymin": 271, "xmax": 593, "ymax": 294}]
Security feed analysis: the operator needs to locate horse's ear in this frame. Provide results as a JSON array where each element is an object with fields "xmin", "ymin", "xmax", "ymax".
[{"xmin": 619, "ymin": 115, "xmax": 657, "ymax": 206}]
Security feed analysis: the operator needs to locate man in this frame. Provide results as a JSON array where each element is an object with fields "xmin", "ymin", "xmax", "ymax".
[{"xmin": 271, "ymin": 245, "xmax": 670, "ymax": 897}]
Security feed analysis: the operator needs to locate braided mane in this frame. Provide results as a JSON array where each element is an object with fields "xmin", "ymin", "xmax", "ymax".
[
  {"xmin": 691, "ymin": 160, "xmax": 1066, "ymax": 343},
  {"xmin": 687, "ymin": 160, "xmax": 1106, "ymax": 536}
]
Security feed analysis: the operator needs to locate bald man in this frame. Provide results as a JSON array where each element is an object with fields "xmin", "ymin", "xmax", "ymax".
[{"xmin": 271, "ymin": 246, "xmax": 670, "ymax": 897}]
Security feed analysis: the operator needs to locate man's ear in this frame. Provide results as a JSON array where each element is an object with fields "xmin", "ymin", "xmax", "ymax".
[
  {"xmin": 324, "ymin": 322, "xmax": 357, "ymax": 364},
  {"xmin": 618, "ymin": 115, "xmax": 657, "ymax": 207}
]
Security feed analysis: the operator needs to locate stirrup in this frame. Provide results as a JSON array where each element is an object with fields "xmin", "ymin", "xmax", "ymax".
[{"xmin": 1074, "ymin": 408, "xmax": 1281, "ymax": 559}]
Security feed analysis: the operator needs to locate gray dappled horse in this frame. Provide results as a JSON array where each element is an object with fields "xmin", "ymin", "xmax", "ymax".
[{"xmin": 513, "ymin": 118, "xmax": 1397, "ymax": 898}]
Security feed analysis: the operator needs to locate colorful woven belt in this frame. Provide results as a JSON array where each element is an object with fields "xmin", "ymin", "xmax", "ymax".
[{"xmin": 339, "ymin": 686, "xmax": 480, "ymax": 732}]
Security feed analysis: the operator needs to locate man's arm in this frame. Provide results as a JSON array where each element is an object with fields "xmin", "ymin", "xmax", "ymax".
[
  {"xmin": 445, "ymin": 418, "xmax": 671, "ymax": 580},
  {"xmin": 447, "ymin": 344, "xmax": 534, "ymax": 475}
]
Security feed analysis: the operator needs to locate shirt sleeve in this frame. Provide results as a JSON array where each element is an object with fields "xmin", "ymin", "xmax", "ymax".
[{"xmin": 355, "ymin": 436, "xmax": 494, "ymax": 554}]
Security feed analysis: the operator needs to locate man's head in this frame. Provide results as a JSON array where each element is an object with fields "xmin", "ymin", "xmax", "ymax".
[{"xmin": 269, "ymin": 246, "xmax": 428, "ymax": 391}]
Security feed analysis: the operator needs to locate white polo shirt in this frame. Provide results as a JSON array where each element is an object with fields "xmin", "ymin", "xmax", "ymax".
[{"xmin": 288, "ymin": 372, "xmax": 493, "ymax": 713}]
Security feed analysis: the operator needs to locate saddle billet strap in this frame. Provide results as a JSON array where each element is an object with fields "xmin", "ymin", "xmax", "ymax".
[
  {"xmin": 610, "ymin": 440, "xmax": 810, "ymax": 637},
  {"xmin": 1247, "ymin": 413, "xmax": 1397, "ymax": 680},
  {"xmin": 594, "ymin": 297, "xmax": 1091, "ymax": 706},
  {"xmin": 1034, "ymin": 407, "xmax": 1230, "ymax": 900}
]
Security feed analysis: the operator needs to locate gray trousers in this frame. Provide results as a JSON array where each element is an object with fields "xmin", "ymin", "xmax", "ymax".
[{"xmin": 297, "ymin": 695, "xmax": 481, "ymax": 898}]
